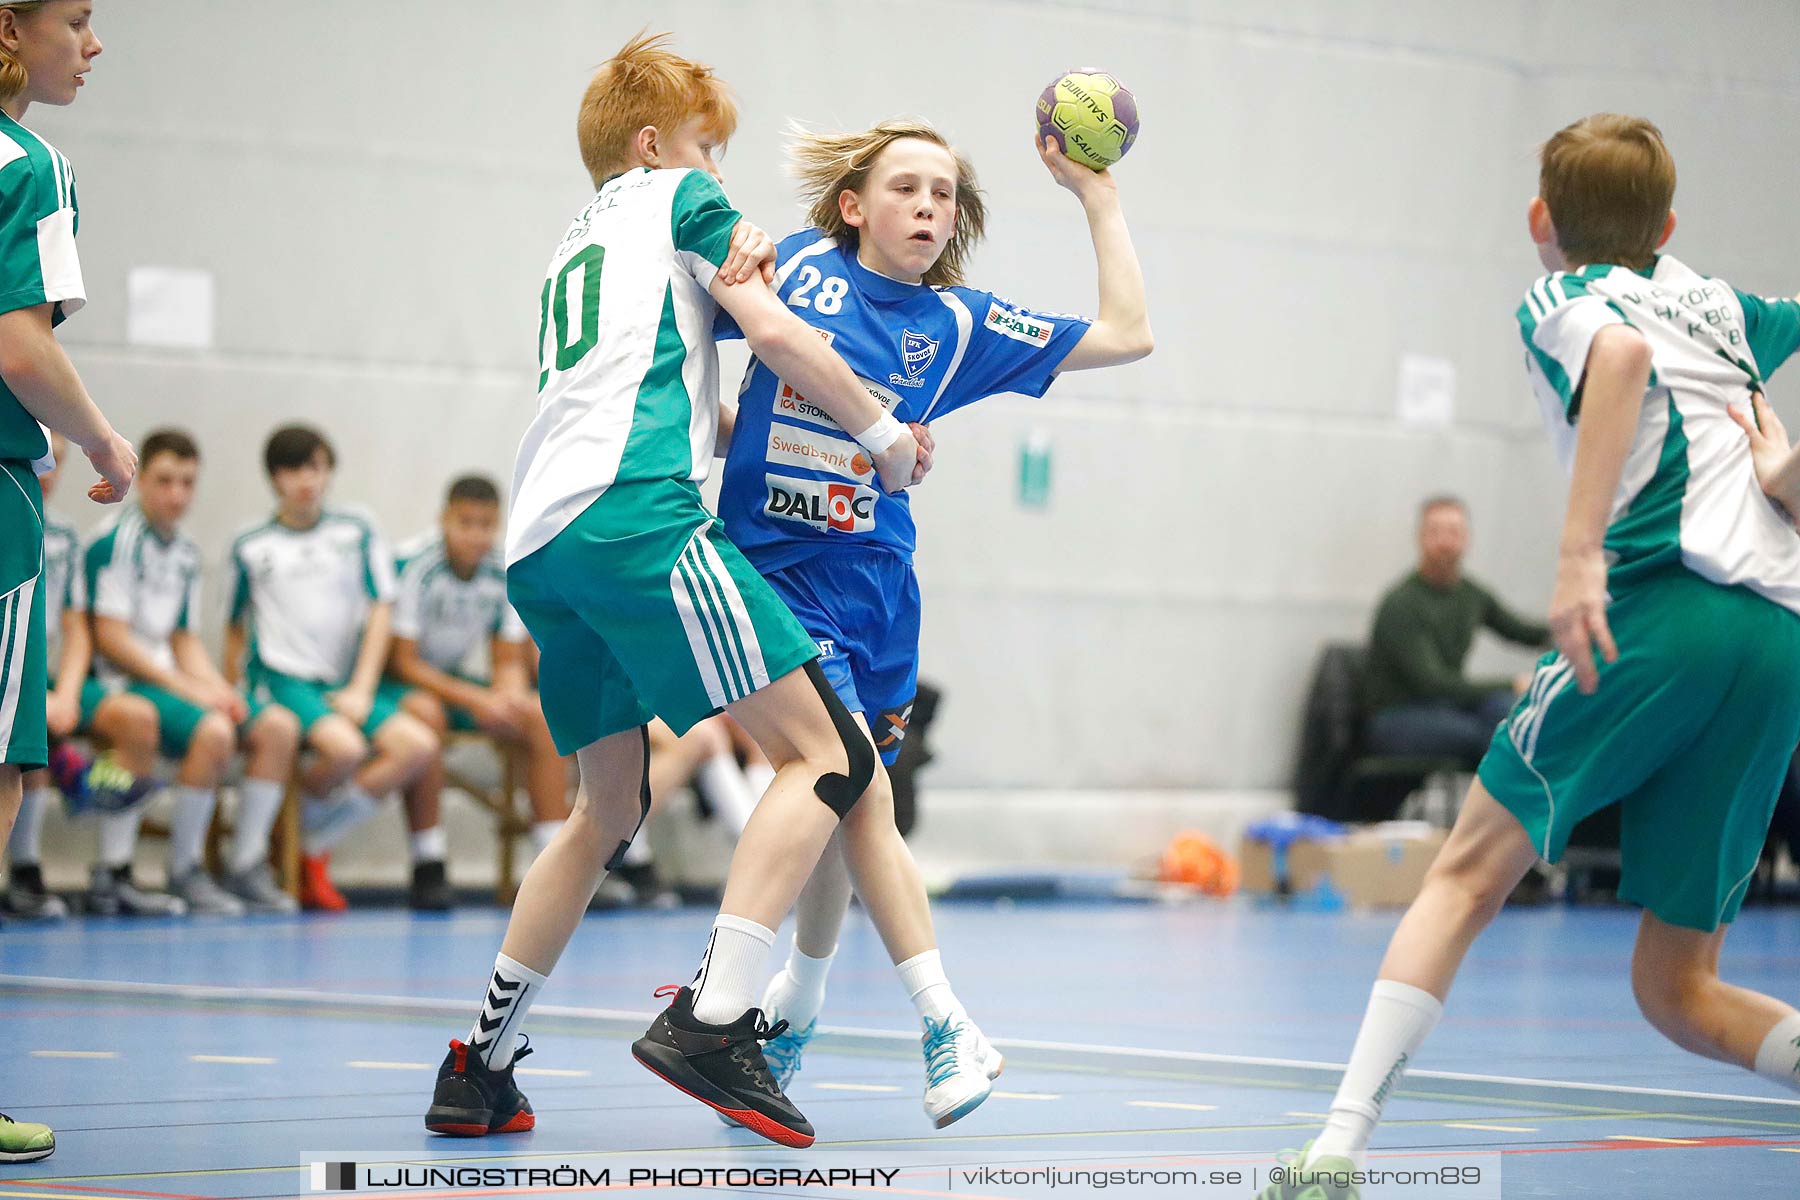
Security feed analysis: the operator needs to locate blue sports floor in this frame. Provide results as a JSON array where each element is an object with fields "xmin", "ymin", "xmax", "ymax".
[{"xmin": 5, "ymin": 900, "xmax": 1800, "ymax": 1197}]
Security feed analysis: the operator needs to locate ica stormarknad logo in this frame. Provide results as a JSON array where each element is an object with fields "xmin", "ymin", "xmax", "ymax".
[
  {"xmin": 890, "ymin": 330, "xmax": 939, "ymax": 389},
  {"xmin": 985, "ymin": 301, "xmax": 1054, "ymax": 348}
]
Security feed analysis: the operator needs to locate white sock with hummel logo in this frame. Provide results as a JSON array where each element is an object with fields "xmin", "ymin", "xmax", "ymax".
[
  {"xmin": 1308, "ymin": 979, "xmax": 1443, "ymax": 1169},
  {"xmin": 467, "ymin": 952, "xmax": 548, "ymax": 1070},
  {"xmin": 1753, "ymin": 1012, "xmax": 1800, "ymax": 1091}
]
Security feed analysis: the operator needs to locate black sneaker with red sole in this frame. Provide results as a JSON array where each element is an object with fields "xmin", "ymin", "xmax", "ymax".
[
  {"xmin": 631, "ymin": 985, "xmax": 814, "ymax": 1148},
  {"xmin": 424, "ymin": 1038, "xmax": 536, "ymax": 1136}
]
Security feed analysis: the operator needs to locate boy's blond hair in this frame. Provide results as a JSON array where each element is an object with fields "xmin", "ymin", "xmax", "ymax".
[
  {"xmin": 0, "ymin": 2, "xmax": 50, "ymax": 103},
  {"xmin": 789, "ymin": 120, "xmax": 987, "ymax": 288},
  {"xmin": 576, "ymin": 31, "xmax": 737, "ymax": 188},
  {"xmin": 1539, "ymin": 113, "xmax": 1676, "ymax": 270}
]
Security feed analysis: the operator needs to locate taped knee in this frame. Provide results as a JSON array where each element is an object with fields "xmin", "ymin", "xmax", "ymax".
[
  {"xmin": 805, "ymin": 660, "xmax": 875, "ymax": 818},
  {"xmin": 604, "ymin": 725, "xmax": 655, "ymax": 871}
]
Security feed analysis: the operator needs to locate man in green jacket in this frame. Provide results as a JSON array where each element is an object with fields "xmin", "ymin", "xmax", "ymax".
[{"xmin": 1364, "ymin": 496, "xmax": 1550, "ymax": 765}]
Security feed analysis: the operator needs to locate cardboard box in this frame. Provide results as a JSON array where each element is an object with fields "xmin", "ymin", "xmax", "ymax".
[{"xmin": 1239, "ymin": 822, "xmax": 1447, "ymax": 908}]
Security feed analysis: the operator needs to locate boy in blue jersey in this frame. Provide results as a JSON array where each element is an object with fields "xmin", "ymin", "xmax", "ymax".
[{"xmin": 714, "ymin": 120, "xmax": 1151, "ymax": 1125}]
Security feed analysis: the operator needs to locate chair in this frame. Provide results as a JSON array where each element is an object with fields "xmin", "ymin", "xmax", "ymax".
[
  {"xmin": 441, "ymin": 732, "xmax": 529, "ymax": 903},
  {"xmin": 1294, "ymin": 642, "xmax": 1467, "ymax": 825}
]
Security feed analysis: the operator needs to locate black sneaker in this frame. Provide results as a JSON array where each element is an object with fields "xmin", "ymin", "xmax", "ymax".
[
  {"xmin": 424, "ymin": 1037, "xmax": 535, "ymax": 1136},
  {"xmin": 631, "ymin": 985, "xmax": 814, "ymax": 1147},
  {"xmin": 2, "ymin": 864, "xmax": 68, "ymax": 920},
  {"xmin": 409, "ymin": 860, "xmax": 452, "ymax": 911}
]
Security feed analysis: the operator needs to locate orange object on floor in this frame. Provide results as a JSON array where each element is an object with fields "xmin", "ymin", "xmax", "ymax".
[
  {"xmin": 1158, "ymin": 831, "xmax": 1240, "ymax": 897},
  {"xmin": 300, "ymin": 853, "xmax": 349, "ymax": 912}
]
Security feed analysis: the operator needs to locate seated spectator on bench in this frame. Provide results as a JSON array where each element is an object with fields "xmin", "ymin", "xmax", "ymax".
[
  {"xmin": 88, "ymin": 429, "xmax": 302, "ymax": 915},
  {"xmin": 1364, "ymin": 495, "xmax": 1549, "ymax": 766},
  {"xmin": 384, "ymin": 475, "xmax": 571, "ymax": 910}
]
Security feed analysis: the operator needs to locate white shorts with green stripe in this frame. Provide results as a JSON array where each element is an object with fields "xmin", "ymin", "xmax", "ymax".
[{"xmin": 506, "ymin": 477, "xmax": 818, "ymax": 754}]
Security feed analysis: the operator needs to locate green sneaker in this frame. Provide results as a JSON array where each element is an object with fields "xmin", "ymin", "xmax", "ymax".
[
  {"xmin": 0, "ymin": 1112, "xmax": 55, "ymax": 1163},
  {"xmin": 1255, "ymin": 1142, "xmax": 1359, "ymax": 1200}
]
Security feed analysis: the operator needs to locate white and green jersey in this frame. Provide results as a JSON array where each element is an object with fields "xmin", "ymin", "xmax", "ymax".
[
  {"xmin": 41, "ymin": 512, "xmax": 82, "ymax": 669},
  {"xmin": 227, "ymin": 509, "xmax": 398, "ymax": 683},
  {"xmin": 85, "ymin": 505, "xmax": 203, "ymax": 690},
  {"xmin": 0, "ymin": 109, "xmax": 83, "ymax": 473},
  {"xmin": 392, "ymin": 530, "xmax": 526, "ymax": 674},
  {"xmin": 1518, "ymin": 254, "xmax": 1800, "ymax": 608},
  {"xmin": 506, "ymin": 167, "xmax": 742, "ymax": 565}
]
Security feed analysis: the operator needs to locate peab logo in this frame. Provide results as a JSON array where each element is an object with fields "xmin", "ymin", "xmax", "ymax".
[
  {"xmin": 765, "ymin": 477, "xmax": 878, "ymax": 533},
  {"xmin": 984, "ymin": 301, "xmax": 1054, "ymax": 348}
]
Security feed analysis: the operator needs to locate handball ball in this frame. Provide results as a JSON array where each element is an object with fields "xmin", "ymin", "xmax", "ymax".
[{"xmin": 1036, "ymin": 69, "xmax": 1139, "ymax": 171}]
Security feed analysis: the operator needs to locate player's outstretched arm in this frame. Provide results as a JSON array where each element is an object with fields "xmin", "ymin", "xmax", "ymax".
[
  {"xmin": 0, "ymin": 303, "xmax": 136, "ymax": 502},
  {"xmin": 1551, "ymin": 325, "xmax": 1653, "ymax": 694},
  {"xmin": 1037, "ymin": 136, "xmax": 1153, "ymax": 373},
  {"xmin": 1727, "ymin": 391, "xmax": 1800, "ymax": 519},
  {"xmin": 708, "ymin": 270, "xmax": 924, "ymax": 491}
]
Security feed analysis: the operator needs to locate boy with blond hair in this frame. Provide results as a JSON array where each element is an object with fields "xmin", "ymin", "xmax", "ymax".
[{"xmin": 1263, "ymin": 113, "xmax": 1800, "ymax": 1199}]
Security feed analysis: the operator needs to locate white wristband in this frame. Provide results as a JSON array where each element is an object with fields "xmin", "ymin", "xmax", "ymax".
[{"xmin": 854, "ymin": 411, "xmax": 904, "ymax": 455}]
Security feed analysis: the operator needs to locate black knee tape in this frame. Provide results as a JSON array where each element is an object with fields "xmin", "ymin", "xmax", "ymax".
[
  {"xmin": 604, "ymin": 725, "xmax": 655, "ymax": 871},
  {"xmin": 804, "ymin": 659, "xmax": 874, "ymax": 818}
]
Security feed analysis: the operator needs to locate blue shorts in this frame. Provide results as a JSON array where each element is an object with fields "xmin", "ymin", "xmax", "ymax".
[{"xmin": 760, "ymin": 548, "xmax": 919, "ymax": 766}]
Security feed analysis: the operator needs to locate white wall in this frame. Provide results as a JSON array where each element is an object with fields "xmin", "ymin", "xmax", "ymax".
[{"xmin": 30, "ymin": 0, "xmax": 1800, "ymax": 788}]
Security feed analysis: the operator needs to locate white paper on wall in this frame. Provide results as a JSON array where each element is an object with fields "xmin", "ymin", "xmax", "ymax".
[
  {"xmin": 126, "ymin": 266, "xmax": 216, "ymax": 350},
  {"xmin": 1396, "ymin": 353, "xmax": 1456, "ymax": 429}
]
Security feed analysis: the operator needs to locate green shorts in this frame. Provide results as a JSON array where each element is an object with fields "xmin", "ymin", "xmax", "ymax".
[
  {"xmin": 0, "ymin": 459, "xmax": 48, "ymax": 771},
  {"xmin": 384, "ymin": 671, "xmax": 484, "ymax": 734},
  {"xmin": 118, "ymin": 680, "xmax": 268, "ymax": 759},
  {"xmin": 1479, "ymin": 570, "xmax": 1800, "ymax": 932},
  {"xmin": 246, "ymin": 665, "xmax": 404, "ymax": 739},
  {"xmin": 508, "ymin": 477, "xmax": 817, "ymax": 754},
  {"xmin": 76, "ymin": 677, "xmax": 106, "ymax": 730}
]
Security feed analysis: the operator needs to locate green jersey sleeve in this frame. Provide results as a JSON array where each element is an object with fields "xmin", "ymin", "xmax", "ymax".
[
  {"xmin": 1734, "ymin": 290, "xmax": 1800, "ymax": 378},
  {"xmin": 0, "ymin": 139, "xmax": 83, "ymax": 321},
  {"xmin": 670, "ymin": 169, "xmax": 740, "ymax": 284}
]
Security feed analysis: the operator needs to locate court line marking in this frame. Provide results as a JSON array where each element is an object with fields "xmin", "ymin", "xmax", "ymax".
[
  {"xmin": 1444, "ymin": 1122, "xmax": 1538, "ymax": 1132},
  {"xmin": 14, "ymin": 971, "xmax": 1797, "ymax": 1114},
  {"xmin": 189, "ymin": 1055, "xmax": 275, "ymax": 1065},
  {"xmin": 1129, "ymin": 1101, "xmax": 1219, "ymax": 1112},
  {"xmin": 1607, "ymin": 1134, "xmax": 1701, "ymax": 1145},
  {"xmin": 28, "ymin": 1051, "xmax": 116, "ymax": 1059}
]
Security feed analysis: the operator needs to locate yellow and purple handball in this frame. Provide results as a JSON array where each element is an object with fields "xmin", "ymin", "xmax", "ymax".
[{"xmin": 1036, "ymin": 69, "xmax": 1139, "ymax": 171}]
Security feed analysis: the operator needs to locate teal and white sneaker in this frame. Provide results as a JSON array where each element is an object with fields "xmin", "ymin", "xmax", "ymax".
[
  {"xmin": 1255, "ymin": 1142, "xmax": 1361, "ymax": 1200},
  {"xmin": 921, "ymin": 1015, "xmax": 993, "ymax": 1128}
]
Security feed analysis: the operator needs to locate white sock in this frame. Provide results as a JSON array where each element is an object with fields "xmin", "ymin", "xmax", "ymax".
[
  {"xmin": 897, "ymin": 948, "xmax": 962, "ymax": 1024},
  {"xmin": 167, "ymin": 785, "xmax": 217, "ymax": 877},
  {"xmin": 98, "ymin": 803, "xmax": 148, "ymax": 869},
  {"xmin": 301, "ymin": 786, "xmax": 379, "ymax": 855},
  {"xmin": 529, "ymin": 819, "xmax": 561, "ymax": 853},
  {"xmin": 410, "ymin": 825, "xmax": 447, "ymax": 864},
  {"xmin": 691, "ymin": 914, "xmax": 776, "ymax": 1024},
  {"xmin": 745, "ymin": 761, "xmax": 775, "ymax": 799},
  {"xmin": 228, "ymin": 779, "xmax": 285, "ymax": 873},
  {"xmin": 468, "ymin": 951, "xmax": 548, "ymax": 1069},
  {"xmin": 766, "ymin": 943, "xmax": 836, "ymax": 1030},
  {"xmin": 1754, "ymin": 1012, "xmax": 1800, "ymax": 1092},
  {"xmin": 8, "ymin": 786, "xmax": 51, "ymax": 864},
  {"xmin": 696, "ymin": 753, "xmax": 757, "ymax": 835},
  {"xmin": 1309, "ymin": 980, "xmax": 1445, "ymax": 1168}
]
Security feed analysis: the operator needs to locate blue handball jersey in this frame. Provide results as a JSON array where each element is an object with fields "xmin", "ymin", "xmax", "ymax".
[{"xmin": 716, "ymin": 230, "xmax": 1090, "ymax": 571}]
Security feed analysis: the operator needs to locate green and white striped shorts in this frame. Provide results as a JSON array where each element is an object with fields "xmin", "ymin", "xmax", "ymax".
[{"xmin": 505, "ymin": 477, "xmax": 817, "ymax": 753}]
